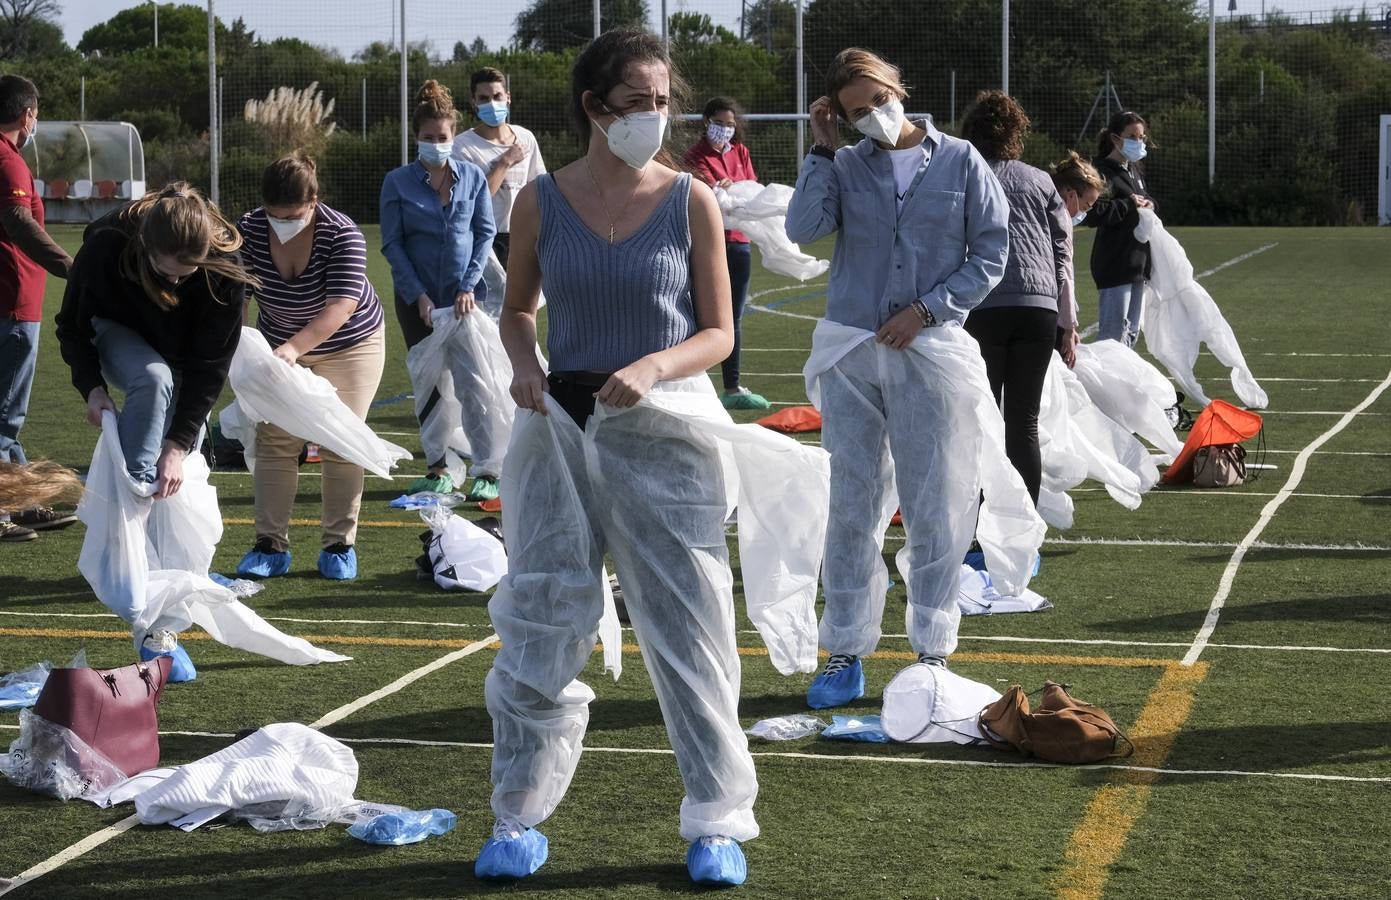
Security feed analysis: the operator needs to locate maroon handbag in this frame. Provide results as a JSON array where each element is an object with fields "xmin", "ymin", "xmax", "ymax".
[{"xmin": 32, "ymin": 656, "xmax": 173, "ymax": 776}]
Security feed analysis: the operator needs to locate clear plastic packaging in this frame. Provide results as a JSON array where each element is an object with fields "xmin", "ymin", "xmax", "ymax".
[
  {"xmin": 346, "ymin": 805, "xmax": 457, "ymax": 845},
  {"xmin": 0, "ymin": 709, "xmax": 128, "ymax": 800},
  {"xmin": 0, "ymin": 661, "xmax": 51, "ymax": 711},
  {"xmin": 744, "ymin": 714, "xmax": 826, "ymax": 742}
]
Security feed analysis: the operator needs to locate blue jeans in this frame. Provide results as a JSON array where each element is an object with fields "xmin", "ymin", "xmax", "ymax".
[
  {"xmin": 1097, "ymin": 280, "xmax": 1145, "ymax": 347},
  {"xmin": 0, "ymin": 319, "xmax": 39, "ymax": 464},
  {"xmin": 91, "ymin": 318, "xmax": 177, "ymax": 483},
  {"xmin": 721, "ymin": 242, "xmax": 753, "ymax": 391}
]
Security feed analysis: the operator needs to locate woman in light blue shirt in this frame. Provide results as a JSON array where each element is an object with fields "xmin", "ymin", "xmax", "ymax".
[
  {"xmin": 785, "ymin": 48, "xmax": 1009, "ymax": 712},
  {"xmin": 381, "ymin": 79, "xmax": 497, "ymax": 499}
]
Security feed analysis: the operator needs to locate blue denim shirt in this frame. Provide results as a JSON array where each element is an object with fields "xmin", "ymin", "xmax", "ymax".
[
  {"xmin": 785, "ymin": 119, "xmax": 1009, "ymax": 329},
  {"xmin": 380, "ymin": 159, "xmax": 496, "ymax": 308}
]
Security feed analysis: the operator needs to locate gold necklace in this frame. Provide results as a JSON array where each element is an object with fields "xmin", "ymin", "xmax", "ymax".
[{"xmin": 584, "ymin": 158, "xmax": 647, "ymax": 244}]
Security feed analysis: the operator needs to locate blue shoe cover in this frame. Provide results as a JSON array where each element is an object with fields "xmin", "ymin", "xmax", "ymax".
[
  {"xmin": 807, "ymin": 656, "xmax": 864, "ymax": 709},
  {"xmin": 475, "ymin": 823, "xmax": 548, "ymax": 880},
  {"xmin": 236, "ymin": 546, "xmax": 291, "ymax": 578},
  {"xmin": 140, "ymin": 641, "xmax": 197, "ymax": 683},
  {"xmin": 318, "ymin": 545, "xmax": 357, "ymax": 580},
  {"xmin": 687, "ymin": 836, "xmax": 747, "ymax": 886},
  {"xmin": 1032, "ymin": 553, "xmax": 1042, "ymax": 577},
  {"xmin": 964, "ymin": 550, "xmax": 986, "ymax": 571}
]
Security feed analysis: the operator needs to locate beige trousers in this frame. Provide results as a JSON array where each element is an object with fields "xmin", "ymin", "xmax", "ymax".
[{"xmin": 252, "ymin": 328, "xmax": 386, "ymax": 551}]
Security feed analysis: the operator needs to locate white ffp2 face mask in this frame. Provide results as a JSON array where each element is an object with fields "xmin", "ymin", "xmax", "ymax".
[
  {"xmin": 853, "ymin": 97, "xmax": 906, "ymax": 146},
  {"xmin": 595, "ymin": 110, "xmax": 668, "ymax": 170},
  {"xmin": 267, "ymin": 213, "xmax": 311, "ymax": 244}
]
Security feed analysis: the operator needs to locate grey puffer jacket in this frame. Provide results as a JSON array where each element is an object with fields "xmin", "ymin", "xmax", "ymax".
[{"xmin": 973, "ymin": 159, "xmax": 1071, "ymax": 316}]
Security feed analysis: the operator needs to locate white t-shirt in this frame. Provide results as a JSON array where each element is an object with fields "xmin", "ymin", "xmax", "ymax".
[
  {"xmin": 452, "ymin": 124, "xmax": 546, "ymax": 233},
  {"xmin": 887, "ymin": 143, "xmax": 927, "ymax": 211}
]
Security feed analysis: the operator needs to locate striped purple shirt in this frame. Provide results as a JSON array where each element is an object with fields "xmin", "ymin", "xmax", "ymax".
[{"xmin": 238, "ymin": 203, "xmax": 384, "ymax": 354}]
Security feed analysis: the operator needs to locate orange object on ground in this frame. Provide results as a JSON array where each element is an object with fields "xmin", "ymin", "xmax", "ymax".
[
  {"xmin": 890, "ymin": 509, "xmax": 902, "ymax": 527},
  {"xmin": 756, "ymin": 406, "xmax": 822, "ymax": 433},
  {"xmin": 1162, "ymin": 400, "xmax": 1263, "ymax": 484},
  {"xmin": 478, "ymin": 498, "xmax": 502, "ymax": 513}
]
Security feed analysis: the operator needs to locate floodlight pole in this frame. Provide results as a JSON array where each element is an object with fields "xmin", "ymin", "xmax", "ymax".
[
  {"xmin": 660, "ymin": 0, "xmax": 668, "ymax": 48},
  {"xmin": 1001, "ymin": 0, "xmax": 1009, "ymax": 94},
  {"xmin": 207, "ymin": 0, "xmax": 218, "ymax": 204},
  {"xmin": 594, "ymin": 0, "xmax": 601, "ymax": 38},
  {"xmin": 1208, "ymin": 0, "xmax": 1216, "ymax": 185},
  {"xmin": 795, "ymin": 0, "xmax": 805, "ymax": 160},
  {"xmin": 399, "ymin": 0, "xmax": 408, "ymax": 166}
]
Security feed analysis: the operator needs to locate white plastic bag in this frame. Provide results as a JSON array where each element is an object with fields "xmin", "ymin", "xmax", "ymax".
[
  {"xmin": 0, "ymin": 709, "xmax": 128, "ymax": 800},
  {"xmin": 78, "ymin": 412, "xmax": 350, "ymax": 666},
  {"xmin": 420, "ymin": 505, "xmax": 508, "ymax": 592},
  {"xmin": 223, "ymin": 328, "xmax": 410, "ymax": 478},
  {"xmin": 1134, "ymin": 210, "xmax": 1268, "ymax": 409},
  {"xmin": 135, "ymin": 723, "xmax": 358, "ymax": 831},
  {"xmin": 718, "ymin": 181, "xmax": 830, "ymax": 282},
  {"xmin": 880, "ymin": 664, "xmax": 1002, "ymax": 744},
  {"xmin": 744, "ymin": 714, "xmax": 826, "ymax": 742},
  {"xmin": 405, "ymin": 307, "xmax": 520, "ymax": 483}
]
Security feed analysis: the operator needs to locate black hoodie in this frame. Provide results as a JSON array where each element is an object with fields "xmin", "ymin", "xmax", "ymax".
[{"xmin": 1083, "ymin": 155, "xmax": 1152, "ymax": 289}]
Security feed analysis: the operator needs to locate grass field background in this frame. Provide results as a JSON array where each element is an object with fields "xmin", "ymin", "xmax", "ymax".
[{"xmin": 1, "ymin": 224, "xmax": 1388, "ymax": 898}]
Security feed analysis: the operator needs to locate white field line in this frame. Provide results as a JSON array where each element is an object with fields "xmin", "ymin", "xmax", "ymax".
[
  {"xmin": 1264, "ymin": 450, "xmax": 1391, "ymax": 457},
  {"xmin": 1182, "ymin": 368, "xmax": 1391, "ymax": 667},
  {"xmin": 739, "ymin": 371, "xmax": 1378, "ymax": 385},
  {"xmin": 1194, "ymin": 242, "xmax": 1278, "ymax": 278},
  {"xmin": 6, "ymin": 613, "xmax": 1389, "ymax": 656},
  {"xmin": 1261, "ymin": 410, "xmax": 1389, "ymax": 416},
  {"xmin": 1069, "ymin": 488, "xmax": 1391, "ymax": 502},
  {"xmin": 2, "ymin": 725, "xmax": 1382, "ymax": 785},
  {"xmin": 0, "ymin": 634, "xmax": 497, "ymax": 893},
  {"xmin": 878, "ymin": 534, "xmax": 1391, "ymax": 553}
]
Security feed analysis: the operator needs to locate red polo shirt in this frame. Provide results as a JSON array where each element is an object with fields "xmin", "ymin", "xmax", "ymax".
[
  {"xmin": 684, "ymin": 136, "xmax": 757, "ymax": 244},
  {"xmin": 0, "ymin": 132, "xmax": 45, "ymax": 321}
]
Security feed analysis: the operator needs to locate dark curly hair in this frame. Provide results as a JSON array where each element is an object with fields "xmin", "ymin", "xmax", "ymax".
[{"xmin": 960, "ymin": 90, "xmax": 1030, "ymax": 161}]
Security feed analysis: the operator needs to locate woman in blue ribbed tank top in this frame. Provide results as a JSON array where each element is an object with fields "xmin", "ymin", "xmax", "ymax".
[{"xmin": 472, "ymin": 29, "xmax": 757, "ymax": 887}]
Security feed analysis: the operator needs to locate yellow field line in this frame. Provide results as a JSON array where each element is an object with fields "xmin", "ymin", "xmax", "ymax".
[
  {"xmin": 1053, "ymin": 660, "xmax": 1211, "ymax": 900},
  {"xmin": 223, "ymin": 516, "xmax": 423, "ymax": 529},
  {"xmin": 0, "ymin": 627, "xmax": 1178, "ymax": 669}
]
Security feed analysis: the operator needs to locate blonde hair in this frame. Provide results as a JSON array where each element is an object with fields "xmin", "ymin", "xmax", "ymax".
[
  {"xmin": 1051, "ymin": 150, "xmax": 1106, "ymax": 195},
  {"xmin": 118, "ymin": 182, "xmax": 255, "ymax": 311},
  {"xmin": 0, "ymin": 461, "xmax": 82, "ymax": 513},
  {"xmin": 825, "ymin": 48, "xmax": 908, "ymax": 120},
  {"xmin": 412, "ymin": 79, "xmax": 458, "ymax": 135}
]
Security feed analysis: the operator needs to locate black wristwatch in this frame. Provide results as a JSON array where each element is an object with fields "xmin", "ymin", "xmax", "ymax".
[{"xmin": 810, "ymin": 144, "xmax": 836, "ymax": 160}]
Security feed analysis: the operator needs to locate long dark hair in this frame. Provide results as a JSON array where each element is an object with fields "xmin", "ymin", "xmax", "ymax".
[
  {"xmin": 570, "ymin": 27, "xmax": 688, "ymax": 162},
  {"xmin": 702, "ymin": 96, "xmax": 745, "ymax": 145},
  {"xmin": 1097, "ymin": 110, "xmax": 1148, "ymax": 158}
]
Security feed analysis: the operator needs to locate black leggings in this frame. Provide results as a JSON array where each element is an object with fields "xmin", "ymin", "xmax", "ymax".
[
  {"xmin": 963, "ymin": 306, "xmax": 1059, "ymax": 505},
  {"xmin": 721, "ymin": 242, "xmax": 753, "ymax": 391}
]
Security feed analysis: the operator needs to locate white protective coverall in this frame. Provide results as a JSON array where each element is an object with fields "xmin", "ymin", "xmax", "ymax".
[
  {"xmin": 1134, "ymin": 209, "xmax": 1268, "ymax": 409},
  {"xmin": 485, "ymin": 375, "xmax": 828, "ymax": 843},
  {"xmin": 804, "ymin": 320, "xmax": 1045, "ymax": 660},
  {"xmin": 404, "ymin": 307, "xmax": 517, "ymax": 483},
  {"xmin": 219, "ymin": 328, "xmax": 410, "ymax": 478},
  {"xmin": 715, "ymin": 182, "xmax": 831, "ymax": 282},
  {"xmin": 79, "ymin": 412, "xmax": 350, "ymax": 666}
]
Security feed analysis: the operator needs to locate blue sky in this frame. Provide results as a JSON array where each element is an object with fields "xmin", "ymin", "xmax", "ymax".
[{"xmin": 54, "ymin": 0, "xmax": 1380, "ymax": 58}]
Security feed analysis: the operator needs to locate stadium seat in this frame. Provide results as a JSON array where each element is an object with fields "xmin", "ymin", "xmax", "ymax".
[
  {"xmin": 95, "ymin": 179, "xmax": 118, "ymax": 199},
  {"xmin": 72, "ymin": 179, "xmax": 94, "ymax": 199},
  {"xmin": 46, "ymin": 178, "xmax": 69, "ymax": 199}
]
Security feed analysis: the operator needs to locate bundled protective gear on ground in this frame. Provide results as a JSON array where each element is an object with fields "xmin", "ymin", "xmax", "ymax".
[
  {"xmin": 821, "ymin": 715, "xmax": 890, "ymax": 743},
  {"xmin": 485, "ymin": 377, "xmax": 827, "ymax": 844},
  {"xmin": 0, "ymin": 661, "xmax": 51, "ymax": 711},
  {"xmin": 0, "ymin": 708, "xmax": 128, "ymax": 800},
  {"xmin": 419, "ymin": 505, "xmax": 507, "ymax": 591},
  {"xmin": 220, "ymin": 328, "xmax": 410, "ymax": 479},
  {"xmin": 744, "ymin": 714, "xmax": 826, "ymax": 742},
  {"xmin": 717, "ymin": 182, "xmax": 830, "ymax": 282},
  {"xmin": 405, "ymin": 307, "xmax": 519, "ymax": 483},
  {"xmin": 1134, "ymin": 210, "xmax": 1268, "ymax": 409},
  {"xmin": 78, "ymin": 412, "xmax": 350, "ymax": 666},
  {"xmin": 880, "ymin": 664, "xmax": 1002, "ymax": 745},
  {"xmin": 954, "ymin": 565, "xmax": 1053, "ymax": 616},
  {"xmin": 134, "ymin": 723, "xmax": 358, "ymax": 831},
  {"xmin": 1036, "ymin": 353, "xmax": 1160, "ymax": 529},
  {"xmin": 804, "ymin": 320, "xmax": 1044, "ymax": 660},
  {"xmin": 346, "ymin": 805, "xmax": 457, "ymax": 845}
]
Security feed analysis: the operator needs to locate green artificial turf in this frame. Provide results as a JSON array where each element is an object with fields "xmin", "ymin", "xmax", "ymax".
[{"xmin": 1, "ymin": 225, "xmax": 1388, "ymax": 899}]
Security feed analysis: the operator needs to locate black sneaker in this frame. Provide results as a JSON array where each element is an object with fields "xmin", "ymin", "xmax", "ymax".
[
  {"xmin": 0, "ymin": 521, "xmax": 37, "ymax": 542},
  {"xmin": 917, "ymin": 653, "xmax": 948, "ymax": 668},
  {"xmin": 13, "ymin": 507, "xmax": 77, "ymax": 531}
]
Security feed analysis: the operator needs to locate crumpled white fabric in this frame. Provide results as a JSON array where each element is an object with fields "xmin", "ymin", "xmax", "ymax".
[
  {"xmin": 78, "ymin": 412, "xmax": 350, "ymax": 666},
  {"xmin": 1134, "ymin": 209, "xmax": 1268, "ymax": 409},
  {"xmin": 485, "ymin": 376, "xmax": 826, "ymax": 844},
  {"xmin": 1037, "ymin": 354, "xmax": 1158, "ymax": 528},
  {"xmin": 1072, "ymin": 339, "xmax": 1184, "ymax": 459},
  {"xmin": 717, "ymin": 181, "xmax": 830, "ymax": 282},
  {"xmin": 952, "ymin": 565, "xmax": 1052, "ymax": 616},
  {"xmin": 419, "ymin": 505, "xmax": 508, "ymax": 592},
  {"xmin": 404, "ymin": 307, "xmax": 519, "ymax": 483},
  {"xmin": 804, "ymin": 320, "xmax": 1044, "ymax": 617},
  {"xmin": 220, "ymin": 328, "xmax": 410, "ymax": 479},
  {"xmin": 880, "ymin": 663, "xmax": 1002, "ymax": 744},
  {"xmin": 134, "ymin": 723, "xmax": 358, "ymax": 831}
]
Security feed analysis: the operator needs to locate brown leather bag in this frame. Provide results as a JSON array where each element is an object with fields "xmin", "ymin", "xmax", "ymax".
[
  {"xmin": 977, "ymin": 681, "xmax": 1134, "ymax": 764},
  {"xmin": 1192, "ymin": 443, "xmax": 1247, "ymax": 488},
  {"xmin": 32, "ymin": 656, "xmax": 173, "ymax": 776}
]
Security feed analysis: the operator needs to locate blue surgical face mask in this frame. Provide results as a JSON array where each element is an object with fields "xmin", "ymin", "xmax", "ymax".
[
  {"xmin": 477, "ymin": 101, "xmax": 508, "ymax": 127},
  {"xmin": 1121, "ymin": 137, "xmax": 1147, "ymax": 162},
  {"xmin": 417, "ymin": 140, "xmax": 453, "ymax": 166},
  {"xmin": 1071, "ymin": 210, "xmax": 1087, "ymax": 226}
]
